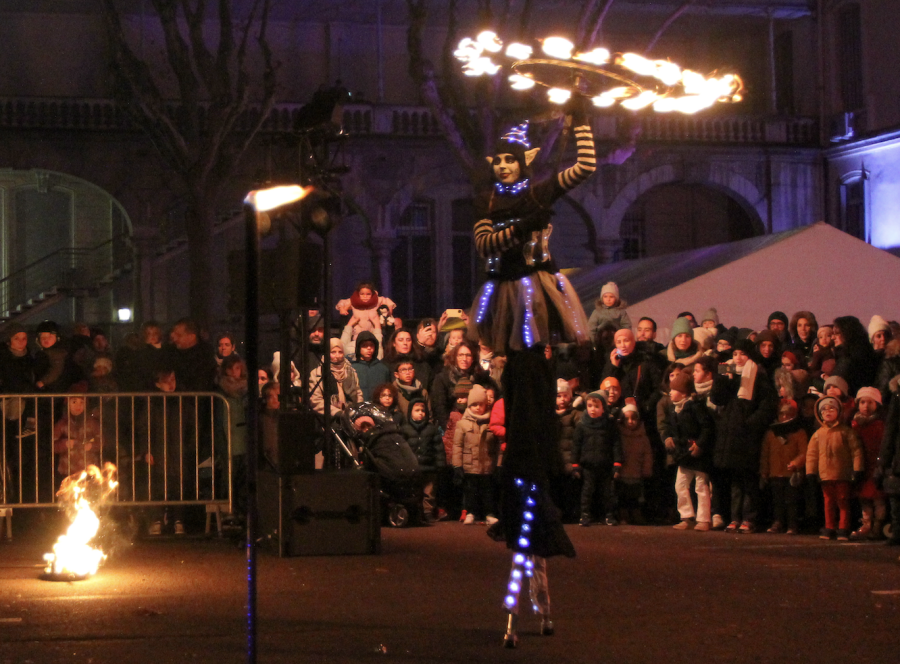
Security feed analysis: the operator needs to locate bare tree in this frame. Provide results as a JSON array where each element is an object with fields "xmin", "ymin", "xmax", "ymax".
[{"xmin": 100, "ymin": 0, "xmax": 277, "ymax": 328}]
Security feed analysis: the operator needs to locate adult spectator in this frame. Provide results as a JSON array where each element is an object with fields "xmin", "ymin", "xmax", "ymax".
[
  {"xmin": 665, "ymin": 317, "xmax": 704, "ymax": 365},
  {"xmin": 34, "ymin": 320, "xmax": 79, "ymax": 392},
  {"xmin": 216, "ymin": 333, "xmax": 239, "ymax": 367},
  {"xmin": 788, "ymin": 311, "xmax": 818, "ymax": 363},
  {"xmin": 767, "ymin": 311, "xmax": 790, "ymax": 345},
  {"xmin": 0, "ymin": 323, "xmax": 35, "ymax": 396},
  {"xmin": 832, "ymin": 315, "xmax": 879, "ymax": 397},
  {"xmin": 164, "ymin": 318, "xmax": 217, "ymax": 392},
  {"xmin": 351, "ymin": 331, "xmax": 390, "ymax": 404},
  {"xmin": 430, "ymin": 341, "xmax": 479, "ymax": 430},
  {"xmin": 602, "ymin": 328, "xmax": 659, "ymax": 419},
  {"xmin": 710, "ymin": 339, "xmax": 779, "ymax": 533},
  {"xmin": 415, "ymin": 318, "xmax": 444, "ymax": 380},
  {"xmin": 384, "ymin": 328, "xmax": 433, "ymax": 391}
]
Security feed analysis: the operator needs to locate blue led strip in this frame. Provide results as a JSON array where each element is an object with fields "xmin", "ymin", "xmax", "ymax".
[
  {"xmin": 494, "ymin": 177, "xmax": 531, "ymax": 196},
  {"xmin": 475, "ymin": 281, "xmax": 496, "ymax": 324},
  {"xmin": 503, "ymin": 477, "xmax": 538, "ymax": 611},
  {"xmin": 520, "ymin": 277, "xmax": 537, "ymax": 348},
  {"xmin": 501, "ymin": 122, "xmax": 531, "ymax": 148},
  {"xmin": 555, "ymin": 272, "xmax": 587, "ymax": 339}
]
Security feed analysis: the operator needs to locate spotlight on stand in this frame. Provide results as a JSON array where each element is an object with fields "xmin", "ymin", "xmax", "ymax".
[{"xmin": 242, "ymin": 182, "xmax": 311, "ymax": 664}]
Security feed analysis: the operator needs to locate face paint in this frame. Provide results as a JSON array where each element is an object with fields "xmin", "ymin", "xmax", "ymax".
[{"xmin": 492, "ymin": 153, "xmax": 521, "ymax": 184}]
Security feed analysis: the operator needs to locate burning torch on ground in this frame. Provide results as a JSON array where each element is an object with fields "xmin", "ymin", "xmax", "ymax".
[{"xmin": 42, "ymin": 462, "xmax": 118, "ymax": 581}]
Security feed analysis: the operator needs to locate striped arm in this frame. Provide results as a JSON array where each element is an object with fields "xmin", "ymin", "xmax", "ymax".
[
  {"xmin": 557, "ymin": 124, "xmax": 596, "ymax": 191},
  {"xmin": 474, "ymin": 217, "xmax": 520, "ymax": 258}
]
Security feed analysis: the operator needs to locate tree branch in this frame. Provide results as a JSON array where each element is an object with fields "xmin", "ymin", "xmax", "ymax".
[{"xmin": 644, "ymin": 1, "xmax": 698, "ymax": 55}]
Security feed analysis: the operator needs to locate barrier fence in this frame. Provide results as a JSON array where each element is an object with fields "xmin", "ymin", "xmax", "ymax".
[{"xmin": 1, "ymin": 392, "xmax": 233, "ymax": 516}]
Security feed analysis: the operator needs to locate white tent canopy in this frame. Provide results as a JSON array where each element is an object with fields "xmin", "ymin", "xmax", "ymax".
[{"xmin": 569, "ymin": 223, "xmax": 900, "ymax": 344}]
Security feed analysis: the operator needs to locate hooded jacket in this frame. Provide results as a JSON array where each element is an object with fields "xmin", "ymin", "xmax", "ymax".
[
  {"xmin": 452, "ymin": 404, "xmax": 494, "ymax": 474},
  {"xmin": 399, "ymin": 398, "xmax": 445, "ymax": 469},
  {"xmin": 806, "ymin": 398, "xmax": 864, "ymax": 482},
  {"xmin": 759, "ymin": 417, "xmax": 808, "ymax": 480},
  {"xmin": 573, "ymin": 411, "xmax": 622, "ymax": 468},
  {"xmin": 666, "ymin": 396, "xmax": 715, "ymax": 473},
  {"xmin": 351, "ymin": 331, "xmax": 390, "ymax": 401}
]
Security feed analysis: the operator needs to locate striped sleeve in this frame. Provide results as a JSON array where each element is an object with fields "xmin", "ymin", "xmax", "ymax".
[
  {"xmin": 474, "ymin": 217, "xmax": 520, "ymax": 258},
  {"xmin": 557, "ymin": 124, "xmax": 596, "ymax": 191}
]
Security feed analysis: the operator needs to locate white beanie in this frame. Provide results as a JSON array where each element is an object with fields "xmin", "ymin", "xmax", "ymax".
[
  {"xmin": 868, "ymin": 315, "xmax": 890, "ymax": 341},
  {"xmin": 556, "ymin": 378, "xmax": 572, "ymax": 395},
  {"xmin": 601, "ymin": 282, "xmax": 619, "ymax": 300},
  {"xmin": 856, "ymin": 386, "xmax": 882, "ymax": 405},
  {"xmin": 693, "ymin": 327, "xmax": 715, "ymax": 351},
  {"xmin": 621, "ymin": 403, "xmax": 639, "ymax": 416}
]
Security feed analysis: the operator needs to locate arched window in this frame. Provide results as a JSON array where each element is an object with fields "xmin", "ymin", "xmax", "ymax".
[
  {"xmin": 839, "ymin": 170, "xmax": 868, "ymax": 242},
  {"xmin": 391, "ymin": 199, "xmax": 434, "ymax": 317}
]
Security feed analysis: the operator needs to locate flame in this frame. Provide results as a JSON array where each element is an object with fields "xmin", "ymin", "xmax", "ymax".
[
  {"xmin": 505, "ymin": 42, "xmax": 532, "ymax": 60},
  {"xmin": 547, "ymin": 87, "xmax": 572, "ymax": 104},
  {"xmin": 476, "ymin": 30, "xmax": 503, "ymax": 53},
  {"xmin": 509, "ymin": 74, "xmax": 536, "ymax": 90},
  {"xmin": 541, "ymin": 37, "xmax": 574, "ymax": 60},
  {"xmin": 44, "ymin": 463, "xmax": 118, "ymax": 578},
  {"xmin": 575, "ymin": 48, "xmax": 610, "ymax": 65}
]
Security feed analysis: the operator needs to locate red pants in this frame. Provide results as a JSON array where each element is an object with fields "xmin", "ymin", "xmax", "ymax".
[{"xmin": 821, "ymin": 481, "xmax": 851, "ymax": 530}]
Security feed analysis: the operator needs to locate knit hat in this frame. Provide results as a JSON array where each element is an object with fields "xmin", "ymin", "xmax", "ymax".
[
  {"xmin": 621, "ymin": 403, "xmax": 639, "ymax": 416},
  {"xmin": 820, "ymin": 358, "xmax": 836, "ymax": 375},
  {"xmin": 587, "ymin": 389, "xmax": 608, "ymax": 405},
  {"xmin": 823, "ymin": 375, "xmax": 849, "ymax": 397},
  {"xmin": 736, "ymin": 327, "xmax": 754, "ymax": 341},
  {"xmin": 701, "ymin": 308, "xmax": 719, "ymax": 326},
  {"xmin": 467, "ymin": 384, "xmax": 487, "ymax": 407},
  {"xmin": 855, "ymin": 386, "xmax": 882, "ymax": 405},
  {"xmin": 599, "ymin": 376, "xmax": 620, "ymax": 391},
  {"xmin": 817, "ymin": 395, "xmax": 842, "ymax": 417},
  {"xmin": 779, "ymin": 398, "xmax": 798, "ymax": 417},
  {"xmin": 755, "ymin": 329, "xmax": 778, "ymax": 346},
  {"xmin": 669, "ymin": 372, "xmax": 694, "ymax": 395},
  {"xmin": 671, "ymin": 317, "xmax": 693, "ymax": 339},
  {"xmin": 556, "ymin": 378, "xmax": 572, "ymax": 395},
  {"xmin": 768, "ymin": 311, "xmax": 789, "ymax": 327},
  {"xmin": 600, "ymin": 282, "xmax": 620, "ymax": 300},
  {"xmin": 868, "ymin": 315, "xmax": 890, "ymax": 342},
  {"xmin": 716, "ymin": 328, "xmax": 736, "ymax": 347}
]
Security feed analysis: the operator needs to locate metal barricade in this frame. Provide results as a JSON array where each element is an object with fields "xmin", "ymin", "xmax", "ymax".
[{"xmin": 0, "ymin": 392, "xmax": 233, "ymax": 517}]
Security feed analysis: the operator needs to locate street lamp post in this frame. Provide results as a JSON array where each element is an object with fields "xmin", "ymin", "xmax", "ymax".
[{"xmin": 242, "ymin": 185, "xmax": 310, "ymax": 664}]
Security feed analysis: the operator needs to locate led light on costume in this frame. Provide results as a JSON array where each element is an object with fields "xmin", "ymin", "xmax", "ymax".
[
  {"xmin": 494, "ymin": 179, "xmax": 531, "ymax": 196},
  {"xmin": 503, "ymin": 477, "xmax": 542, "ymax": 611},
  {"xmin": 555, "ymin": 273, "xmax": 588, "ymax": 339},
  {"xmin": 475, "ymin": 281, "xmax": 496, "ymax": 323},
  {"xmin": 520, "ymin": 277, "xmax": 536, "ymax": 348}
]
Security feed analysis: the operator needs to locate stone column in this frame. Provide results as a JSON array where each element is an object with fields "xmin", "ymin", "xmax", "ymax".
[{"xmin": 369, "ymin": 229, "xmax": 399, "ymax": 296}]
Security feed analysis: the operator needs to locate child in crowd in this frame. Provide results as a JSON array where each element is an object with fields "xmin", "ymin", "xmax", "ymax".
[
  {"xmin": 350, "ymin": 331, "xmax": 390, "ymax": 402},
  {"xmin": 400, "ymin": 398, "xmax": 444, "ymax": 523},
  {"xmin": 372, "ymin": 382, "xmax": 404, "ymax": 426},
  {"xmin": 806, "ymin": 396, "xmax": 864, "ymax": 541},
  {"xmin": 336, "ymin": 281, "xmax": 399, "ymax": 342},
  {"xmin": 851, "ymin": 387, "xmax": 886, "ymax": 539},
  {"xmin": 759, "ymin": 399, "xmax": 808, "ymax": 534},
  {"xmin": 573, "ymin": 390, "xmax": 622, "ymax": 527},
  {"xmin": 452, "ymin": 385, "xmax": 497, "ymax": 525},
  {"xmin": 393, "ymin": 359, "xmax": 430, "ymax": 416},
  {"xmin": 599, "ymin": 376, "xmax": 624, "ymax": 418},
  {"xmin": 823, "ymin": 375, "xmax": 855, "ymax": 423},
  {"xmin": 617, "ymin": 403, "xmax": 653, "ymax": 524},
  {"xmin": 554, "ymin": 379, "xmax": 582, "ymax": 522},
  {"xmin": 665, "ymin": 373, "xmax": 714, "ymax": 531},
  {"xmin": 53, "ymin": 390, "xmax": 101, "ymax": 478},
  {"xmin": 588, "ymin": 281, "xmax": 632, "ymax": 339}
]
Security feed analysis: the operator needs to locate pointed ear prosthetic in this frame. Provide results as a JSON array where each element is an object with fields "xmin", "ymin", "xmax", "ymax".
[{"xmin": 524, "ymin": 148, "xmax": 540, "ymax": 166}]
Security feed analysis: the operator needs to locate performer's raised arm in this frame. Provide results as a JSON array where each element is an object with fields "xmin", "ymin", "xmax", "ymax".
[{"xmin": 557, "ymin": 123, "xmax": 596, "ymax": 191}]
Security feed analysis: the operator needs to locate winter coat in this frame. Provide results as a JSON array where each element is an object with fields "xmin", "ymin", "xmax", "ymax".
[
  {"xmin": 489, "ymin": 398, "xmax": 506, "ymax": 467},
  {"xmin": 556, "ymin": 407, "xmax": 582, "ymax": 472},
  {"xmin": 759, "ymin": 418, "xmax": 808, "ymax": 480},
  {"xmin": 0, "ymin": 344, "xmax": 35, "ymax": 393},
  {"xmin": 309, "ymin": 361, "xmax": 363, "ymax": 417},
  {"xmin": 665, "ymin": 341, "xmax": 704, "ymax": 366},
  {"xmin": 852, "ymin": 412, "xmax": 885, "ymax": 499},
  {"xmin": 666, "ymin": 397, "xmax": 715, "ymax": 473},
  {"xmin": 833, "ymin": 342, "xmax": 879, "ymax": 397},
  {"xmin": 588, "ymin": 302, "xmax": 631, "ymax": 338},
  {"xmin": 806, "ymin": 409, "xmax": 864, "ymax": 482},
  {"xmin": 601, "ymin": 350, "xmax": 660, "ymax": 418},
  {"xmin": 573, "ymin": 413, "xmax": 621, "ymax": 469},
  {"xmin": 618, "ymin": 421, "xmax": 654, "ymax": 480},
  {"xmin": 351, "ymin": 331, "xmax": 391, "ymax": 402},
  {"xmin": 217, "ymin": 374, "xmax": 248, "ymax": 456},
  {"xmin": 878, "ymin": 382, "xmax": 900, "ymax": 493},
  {"xmin": 710, "ymin": 360, "xmax": 779, "ymax": 472},
  {"xmin": 35, "ymin": 342, "xmax": 77, "ymax": 392},
  {"xmin": 399, "ymin": 400, "xmax": 445, "ymax": 470},
  {"xmin": 452, "ymin": 407, "xmax": 494, "ymax": 474},
  {"xmin": 430, "ymin": 367, "xmax": 474, "ymax": 428},
  {"xmin": 875, "ymin": 339, "xmax": 900, "ymax": 407},
  {"xmin": 53, "ymin": 410, "xmax": 102, "ymax": 476},
  {"xmin": 163, "ymin": 340, "xmax": 217, "ymax": 392},
  {"xmin": 394, "ymin": 379, "xmax": 430, "ymax": 421}
]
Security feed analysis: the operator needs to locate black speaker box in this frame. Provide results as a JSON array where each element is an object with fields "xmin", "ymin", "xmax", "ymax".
[
  {"xmin": 228, "ymin": 238, "xmax": 323, "ymax": 314},
  {"xmin": 258, "ymin": 470, "xmax": 381, "ymax": 556},
  {"xmin": 261, "ymin": 410, "xmax": 318, "ymax": 474}
]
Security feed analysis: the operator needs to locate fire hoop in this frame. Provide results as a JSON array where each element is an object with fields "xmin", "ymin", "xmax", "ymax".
[{"xmin": 455, "ymin": 31, "xmax": 743, "ymax": 114}]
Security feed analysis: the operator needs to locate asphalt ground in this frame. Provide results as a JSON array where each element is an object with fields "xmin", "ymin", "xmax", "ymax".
[{"xmin": 1, "ymin": 514, "xmax": 899, "ymax": 664}]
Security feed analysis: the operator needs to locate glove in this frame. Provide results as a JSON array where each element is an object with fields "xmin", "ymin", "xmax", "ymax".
[
  {"xmin": 453, "ymin": 467, "xmax": 464, "ymax": 487},
  {"xmin": 564, "ymin": 94, "xmax": 592, "ymax": 125}
]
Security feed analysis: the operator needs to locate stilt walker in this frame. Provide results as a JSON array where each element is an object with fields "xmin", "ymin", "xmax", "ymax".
[{"xmin": 468, "ymin": 100, "xmax": 596, "ymax": 648}]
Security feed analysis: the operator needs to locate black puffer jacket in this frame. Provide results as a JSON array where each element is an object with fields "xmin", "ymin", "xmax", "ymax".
[
  {"xmin": 573, "ymin": 412, "xmax": 621, "ymax": 468},
  {"xmin": 0, "ymin": 344, "xmax": 35, "ymax": 393},
  {"xmin": 710, "ymin": 361, "xmax": 778, "ymax": 472},
  {"xmin": 667, "ymin": 397, "xmax": 715, "ymax": 473},
  {"xmin": 399, "ymin": 398, "xmax": 445, "ymax": 470}
]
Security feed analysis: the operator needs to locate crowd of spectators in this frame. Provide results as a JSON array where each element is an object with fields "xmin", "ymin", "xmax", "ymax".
[{"xmin": 3, "ymin": 280, "xmax": 900, "ymax": 544}]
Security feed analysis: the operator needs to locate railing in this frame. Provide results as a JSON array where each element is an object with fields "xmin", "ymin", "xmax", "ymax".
[
  {"xmin": 0, "ymin": 235, "xmax": 132, "ymax": 322},
  {"xmin": 0, "ymin": 392, "xmax": 233, "ymax": 511},
  {"xmin": 0, "ymin": 96, "xmax": 818, "ymax": 145}
]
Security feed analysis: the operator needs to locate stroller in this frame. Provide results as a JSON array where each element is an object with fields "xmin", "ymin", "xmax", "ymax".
[{"xmin": 336, "ymin": 403, "xmax": 422, "ymax": 527}]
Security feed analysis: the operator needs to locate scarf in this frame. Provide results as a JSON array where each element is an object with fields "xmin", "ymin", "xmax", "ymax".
[
  {"xmin": 672, "ymin": 395, "xmax": 688, "ymax": 414},
  {"xmin": 737, "ymin": 359, "xmax": 758, "ymax": 401}
]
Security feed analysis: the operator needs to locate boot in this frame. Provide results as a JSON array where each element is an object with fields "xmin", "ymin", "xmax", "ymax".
[
  {"xmin": 851, "ymin": 510, "xmax": 872, "ymax": 539},
  {"xmin": 540, "ymin": 615, "xmax": 555, "ymax": 636},
  {"xmin": 503, "ymin": 613, "xmax": 518, "ymax": 649}
]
